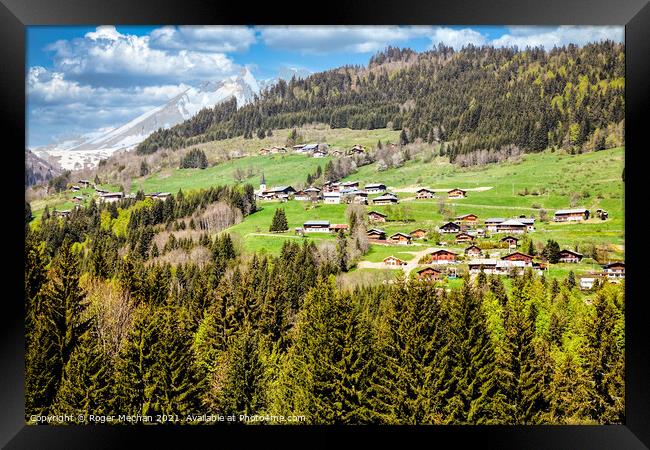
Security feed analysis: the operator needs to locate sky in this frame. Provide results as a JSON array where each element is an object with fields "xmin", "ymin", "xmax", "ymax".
[{"xmin": 26, "ymin": 25, "xmax": 624, "ymax": 149}]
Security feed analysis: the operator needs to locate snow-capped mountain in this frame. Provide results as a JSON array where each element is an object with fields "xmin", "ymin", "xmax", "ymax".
[{"xmin": 33, "ymin": 68, "xmax": 263, "ymax": 170}]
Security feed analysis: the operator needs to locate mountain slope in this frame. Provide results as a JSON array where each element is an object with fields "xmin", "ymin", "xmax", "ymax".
[
  {"xmin": 25, "ymin": 149, "xmax": 61, "ymax": 187},
  {"xmin": 33, "ymin": 68, "xmax": 263, "ymax": 170}
]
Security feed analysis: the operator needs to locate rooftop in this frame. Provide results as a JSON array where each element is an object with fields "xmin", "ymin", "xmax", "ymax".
[
  {"xmin": 499, "ymin": 219, "xmax": 526, "ymax": 226},
  {"xmin": 555, "ymin": 208, "xmax": 589, "ymax": 214},
  {"xmin": 304, "ymin": 220, "xmax": 330, "ymax": 226}
]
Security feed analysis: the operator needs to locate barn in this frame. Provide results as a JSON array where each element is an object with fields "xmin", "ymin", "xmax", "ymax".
[{"xmin": 554, "ymin": 208, "xmax": 590, "ymax": 222}]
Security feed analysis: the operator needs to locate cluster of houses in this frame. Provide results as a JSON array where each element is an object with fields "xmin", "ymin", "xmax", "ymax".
[
  {"xmin": 415, "ymin": 187, "xmax": 467, "ymax": 199},
  {"xmin": 257, "ymin": 180, "xmax": 391, "ymax": 204},
  {"xmin": 66, "ymin": 180, "xmax": 173, "ymax": 206},
  {"xmin": 260, "ymin": 143, "xmax": 369, "ymax": 159}
]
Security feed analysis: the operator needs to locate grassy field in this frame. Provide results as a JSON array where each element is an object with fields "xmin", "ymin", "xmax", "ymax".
[
  {"xmin": 135, "ymin": 153, "xmax": 331, "ymax": 195},
  {"xmin": 133, "ymin": 126, "xmax": 401, "ymax": 194}
]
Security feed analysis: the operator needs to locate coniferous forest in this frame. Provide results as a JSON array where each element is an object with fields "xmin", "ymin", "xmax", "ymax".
[
  {"xmin": 25, "ymin": 186, "xmax": 624, "ymax": 425},
  {"xmin": 137, "ymin": 42, "xmax": 624, "ymax": 161}
]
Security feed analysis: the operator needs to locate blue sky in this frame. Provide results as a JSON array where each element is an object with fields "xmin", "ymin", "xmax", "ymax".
[{"xmin": 26, "ymin": 25, "xmax": 624, "ymax": 148}]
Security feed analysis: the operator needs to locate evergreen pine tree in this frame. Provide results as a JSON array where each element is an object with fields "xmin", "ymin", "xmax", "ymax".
[
  {"xmin": 443, "ymin": 277, "xmax": 499, "ymax": 424},
  {"xmin": 580, "ymin": 289, "xmax": 625, "ymax": 423},
  {"xmin": 214, "ymin": 324, "xmax": 267, "ymax": 416},
  {"xmin": 50, "ymin": 330, "xmax": 113, "ymax": 420},
  {"xmin": 496, "ymin": 279, "xmax": 550, "ymax": 424},
  {"xmin": 26, "ymin": 239, "xmax": 90, "ymax": 417},
  {"xmin": 113, "ymin": 305, "xmax": 205, "ymax": 416},
  {"xmin": 285, "ymin": 277, "xmax": 376, "ymax": 424},
  {"xmin": 372, "ymin": 278, "xmax": 449, "ymax": 424}
]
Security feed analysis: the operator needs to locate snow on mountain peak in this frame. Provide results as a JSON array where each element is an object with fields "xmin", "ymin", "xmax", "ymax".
[{"xmin": 34, "ymin": 69, "xmax": 268, "ymax": 170}]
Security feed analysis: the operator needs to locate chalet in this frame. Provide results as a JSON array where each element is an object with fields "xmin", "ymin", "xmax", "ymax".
[
  {"xmin": 384, "ymin": 256, "xmax": 407, "ymax": 267},
  {"xmin": 260, "ymin": 186, "xmax": 296, "ymax": 201},
  {"xmin": 323, "ymin": 192, "xmax": 341, "ymax": 204},
  {"xmin": 500, "ymin": 236, "xmax": 520, "ymax": 248},
  {"xmin": 485, "ymin": 218, "xmax": 506, "ymax": 232},
  {"xmin": 322, "ymin": 181, "xmax": 340, "ymax": 193},
  {"xmin": 455, "ymin": 232, "xmax": 474, "ymax": 243},
  {"xmin": 465, "ymin": 245, "xmax": 482, "ymax": 257},
  {"xmin": 475, "ymin": 228, "xmax": 486, "ymax": 237},
  {"xmin": 78, "ymin": 179, "xmax": 91, "ymax": 187},
  {"xmin": 519, "ymin": 218, "xmax": 536, "ymax": 231},
  {"xmin": 294, "ymin": 190, "xmax": 311, "ymax": 201},
  {"xmin": 455, "ymin": 213, "xmax": 479, "ymax": 227},
  {"xmin": 340, "ymin": 181, "xmax": 360, "ymax": 190},
  {"xmin": 468, "ymin": 259, "xmax": 498, "ymax": 275},
  {"xmin": 368, "ymin": 211, "xmax": 387, "ymax": 222},
  {"xmin": 603, "ymin": 262, "xmax": 625, "ymax": 281},
  {"xmin": 372, "ymin": 194, "xmax": 399, "ymax": 205},
  {"xmin": 448, "ymin": 188, "xmax": 466, "ymax": 199},
  {"xmin": 295, "ymin": 187, "xmax": 322, "ymax": 201},
  {"xmin": 367, "ymin": 228, "xmax": 387, "ymax": 240},
  {"xmin": 558, "ymin": 249, "xmax": 583, "ymax": 263},
  {"xmin": 417, "ymin": 267, "xmax": 442, "ymax": 281},
  {"xmin": 365, "ymin": 183, "xmax": 387, "ymax": 194},
  {"xmin": 153, "ymin": 192, "xmax": 171, "ymax": 201},
  {"xmin": 496, "ymin": 219, "xmax": 527, "ymax": 234},
  {"xmin": 292, "ymin": 144, "xmax": 306, "ymax": 152},
  {"xmin": 53, "ymin": 209, "xmax": 71, "ymax": 218},
  {"xmin": 439, "ymin": 222, "xmax": 461, "ymax": 234},
  {"xmin": 429, "ymin": 249, "xmax": 457, "ymax": 263},
  {"xmin": 329, "ymin": 224, "xmax": 349, "ymax": 233},
  {"xmin": 301, "ymin": 143, "xmax": 320, "ymax": 153},
  {"xmin": 496, "ymin": 260, "xmax": 529, "ymax": 275},
  {"xmin": 554, "ymin": 208, "xmax": 590, "ymax": 222},
  {"xmin": 348, "ymin": 144, "xmax": 366, "ymax": 155},
  {"xmin": 303, "ymin": 220, "xmax": 331, "ymax": 233},
  {"xmin": 501, "ymin": 252, "xmax": 534, "ymax": 267},
  {"xmin": 580, "ymin": 277, "xmax": 596, "ymax": 290},
  {"xmin": 99, "ymin": 192, "xmax": 124, "ymax": 203},
  {"xmin": 346, "ymin": 191, "xmax": 368, "ymax": 205},
  {"xmin": 95, "ymin": 187, "xmax": 109, "ymax": 194},
  {"xmin": 388, "ymin": 232, "xmax": 412, "ymax": 245},
  {"xmin": 71, "ymin": 185, "xmax": 80, "ymax": 191},
  {"xmin": 410, "ymin": 228, "xmax": 427, "ymax": 239},
  {"xmin": 416, "ymin": 188, "xmax": 436, "ymax": 199}
]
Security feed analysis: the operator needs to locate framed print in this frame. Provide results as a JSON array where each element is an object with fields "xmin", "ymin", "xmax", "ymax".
[{"xmin": 2, "ymin": 0, "xmax": 649, "ymax": 447}]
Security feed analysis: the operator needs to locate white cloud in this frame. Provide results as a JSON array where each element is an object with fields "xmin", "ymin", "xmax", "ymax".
[
  {"xmin": 427, "ymin": 27, "xmax": 488, "ymax": 49},
  {"xmin": 258, "ymin": 25, "xmax": 434, "ymax": 54},
  {"xmin": 46, "ymin": 25, "xmax": 239, "ymax": 86},
  {"xmin": 150, "ymin": 26, "xmax": 256, "ymax": 52},
  {"xmin": 490, "ymin": 26, "xmax": 624, "ymax": 49},
  {"xmin": 27, "ymin": 66, "xmax": 191, "ymax": 146}
]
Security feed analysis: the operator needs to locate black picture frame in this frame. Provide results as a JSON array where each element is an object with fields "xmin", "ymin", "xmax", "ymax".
[{"xmin": 3, "ymin": 0, "xmax": 648, "ymax": 447}]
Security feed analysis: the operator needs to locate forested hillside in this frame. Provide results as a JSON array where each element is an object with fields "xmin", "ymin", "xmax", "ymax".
[{"xmin": 137, "ymin": 42, "xmax": 624, "ymax": 159}]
